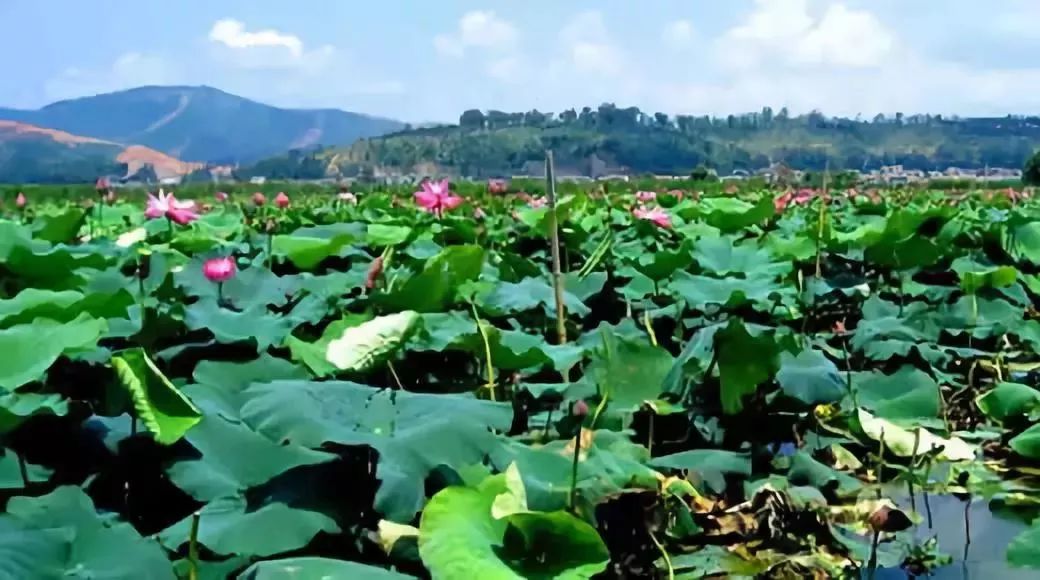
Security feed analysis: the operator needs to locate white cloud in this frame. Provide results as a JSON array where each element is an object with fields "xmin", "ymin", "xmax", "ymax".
[
  {"xmin": 209, "ymin": 19, "xmax": 304, "ymax": 57},
  {"xmin": 434, "ymin": 11, "xmax": 518, "ymax": 58},
  {"xmin": 486, "ymin": 57, "xmax": 523, "ymax": 83},
  {"xmin": 663, "ymin": 20, "xmax": 695, "ymax": 49},
  {"xmin": 722, "ymin": 0, "xmax": 894, "ymax": 69},
  {"xmin": 558, "ymin": 11, "xmax": 625, "ymax": 77},
  {"xmin": 207, "ymin": 19, "xmax": 335, "ymax": 71}
]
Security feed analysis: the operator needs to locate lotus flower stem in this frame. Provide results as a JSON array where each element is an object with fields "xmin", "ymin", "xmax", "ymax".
[
  {"xmin": 188, "ymin": 511, "xmax": 201, "ymax": 580},
  {"xmin": 875, "ymin": 428, "xmax": 885, "ymax": 498},
  {"xmin": 16, "ymin": 451, "xmax": 29, "ymax": 489},
  {"xmin": 648, "ymin": 529, "xmax": 674, "ymax": 580},
  {"xmin": 387, "ymin": 361, "xmax": 405, "ymax": 391},
  {"xmin": 814, "ymin": 161, "xmax": 829, "ymax": 278},
  {"xmin": 643, "ymin": 309, "xmax": 658, "ymax": 347},
  {"xmin": 545, "ymin": 150, "xmax": 567, "ymax": 347},
  {"xmin": 471, "ymin": 303, "xmax": 496, "ymax": 400},
  {"xmin": 569, "ymin": 429, "xmax": 582, "ymax": 511}
]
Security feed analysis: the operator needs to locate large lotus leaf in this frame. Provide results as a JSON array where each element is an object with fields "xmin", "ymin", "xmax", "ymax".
[
  {"xmin": 776, "ymin": 349, "xmax": 846, "ymax": 405},
  {"xmin": 852, "ymin": 366, "xmax": 940, "ymax": 424},
  {"xmin": 240, "ymin": 557, "xmax": 416, "ymax": 579},
  {"xmin": 714, "ymin": 319, "xmax": 786, "ymax": 414},
  {"xmin": 160, "ymin": 495, "xmax": 339, "ymax": 558},
  {"xmin": 856, "ymin": 409, "xmax": 975, "ymax": 461},
  {"xmin": 490, "ymin": 432, "xmax": 659, "ymax": 511},
  {"xmin": 563, "ymin": 271, "xmax": 607, "ymax": 302},
  {"xmin": 650, "ymin": 449, "xmax": 752, "ymax": 493},
  {"xmin": 1007, "ymin": 520, "xmax": 1040, "ymax": 568},
  {"xmin": 480, "ymin": 277, "xmax": 591, "ymax": 319},
  {"xmin": 951, "ymin": 257, "xmax": 1018, "ymax": 293},
  {"xmin": 1010, "ymin": 424, "xmax": 1040, "ymax": 459},
  {"xmin": 491, "ymin": 329, "xmax": 585, "ymax": 372},
  {"xmin": 273, "ymin": 232, "xmax": 357, "ymax": 270},
  {"xmin": 669, "ymin": 271, "xmax": 790, "ymax": 311},
  {"xmin": 977, "ymin": 383, "xmax": 1040, "ymax": 423},
  {"xmin": 0, "ymin": 391, "xmax": 69, "ymax": 435},
  {"xmin": 184, "ymin": 300, "xmax": 292, "ymax": 352},
  {"xmin": 367, "ymin": 223, "xmax": 414, "ymax": 247},
  {"xmin": 326, "ymin": 311, "xmax": 419, "ymax": 372},
  {"xmin": 693, "ymin": 236, "xmax": 792, "ymax": 278},
  {"xmin": 864, "ymin": 237, "xmax": 941, "ymax": 269},
  {"xmin": 2, "ymin": 238, "xmax": 110, "ymax": 290},
  {"xmin": 177, "ymin": 259, "xmax": 299, "ymax": 309},
  {"xmin": 166, "ymin": 413, "xmax": 335, "ymax": 501},
  {"xmin": 936, "ymin": 296, "xmax": 1021, "ymax": 338},
  {"xmin": 786, "ymin": 451, "xmax": 861, "ymax": 496},
  {"xmin": 187, "ymin": 356, "xmax": 309, "ymax": 420},
  {"xmin": 31, "ymin": 208, "xmax": 87, "ymax": 244},
  {"xmin": 378, "ymin": 245, "xmax": 485, "ymax": 312},
  {"xmin": 695, "ymin": 196, "xmax": 774, "ymax": 232},
  {"xmin": 407, "ymin": 312, "xmax": 482, "ymax": 352},
  {"xmin": 238, "ymin": 380, "xmax": 513, "ymax": 522},
  {"xmin": 0, "ymin": 287, "xmax": 133, "ymax": 329},
  {"xmin": 1008, "ymin": 222, "xmax": 1040, "ymax": 266},
  {"xmin": 0, "ymin": 313, "xmax": 107, "ymax": 390},
  {"xmin": 515, "ymin": 195, "xmax": 577, "ymax": 237},
  {"xmin": 0, "ymin": 448, "xmax": 51, "ymax": 489},
  {"xmin": 615, "ymin": 238, "xmax": 693, "ymax": 281},
  {"xmin": 663, "ymin": 321, "xmax": 727, "ymax": 398},
  {"xmin": 419, "ymin": 474, "xmax": 609, "ymax": 580},
  {"xmin": 0, "ymin": 486, "xmax": 174, "ymax": 579},
  {"xmin": 584, "ymin": 328, "xmax": 674, "ymax": 410},
  {"xmin": 111, "ymin": 348, "xmax": 201, "ymax": 445},
  {"xmin": 287, "ymin": 313, "xmax": 373, "ymax": 377}
]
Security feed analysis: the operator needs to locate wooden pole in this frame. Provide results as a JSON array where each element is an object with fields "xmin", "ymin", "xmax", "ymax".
[{"xmin": 546, "ymin": 151, "xmax": 567, "ymax": 345}]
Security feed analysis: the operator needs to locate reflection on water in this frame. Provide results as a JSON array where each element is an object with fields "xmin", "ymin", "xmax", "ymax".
[{"xmin": 869, "ymin": 494, "xmax": 1033, "ymax": 580}]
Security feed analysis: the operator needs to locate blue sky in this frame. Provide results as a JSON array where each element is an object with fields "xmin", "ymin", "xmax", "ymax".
[{"xmin": 3, "ymin": 0, "xmax": 1040, "ymax": 122}]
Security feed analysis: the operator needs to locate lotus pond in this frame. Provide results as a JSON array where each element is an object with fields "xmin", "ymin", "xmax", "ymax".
[{"xmin": 1, "ymin": 185, "xmax": 1039, "ymax": 579}]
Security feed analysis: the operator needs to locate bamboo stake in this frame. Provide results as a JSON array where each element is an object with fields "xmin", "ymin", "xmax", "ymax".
[{"xmin": 546, "ymin": 151, "xmax": 567, "ymax": 345}]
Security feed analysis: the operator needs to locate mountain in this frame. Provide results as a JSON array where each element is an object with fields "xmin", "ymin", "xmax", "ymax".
[
  {"xmin": 297, "ymin": 106, "xmax": 1040, "ymax": 179},
  {"xmin": 0, "ymin": 121, "xmax": 202, "ymax": 184},
  {"xmin": 0, "ymin": 86, "xmax": 404, "ymax": 165}
]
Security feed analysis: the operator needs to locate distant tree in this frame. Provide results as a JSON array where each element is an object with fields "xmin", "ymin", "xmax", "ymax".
[
  {"xmin": 654, "ymin": 112, "xmax": 670, "ymax": 127},
  {"xmin": 459, "ymin": 109, "xmax": 485, "ymax": 128},
  {"xmin": 1024, "ymin": 150, "xmax": 1040, "ymax": 185},
  {"xmin": 559, "ymin": 109, "xmax": 578, "ymax": 124},
  {"xmin": 690, "ymin": 165, "xmax": 716, "ymax": 182}
]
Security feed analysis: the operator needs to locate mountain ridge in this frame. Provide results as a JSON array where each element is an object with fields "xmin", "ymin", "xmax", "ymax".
[{"xmin": 0, "ymin": 85, "xmax": 404, "ymax": 165}]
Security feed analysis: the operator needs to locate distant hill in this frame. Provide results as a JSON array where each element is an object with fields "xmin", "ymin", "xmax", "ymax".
[
  {"xmin": 0, "ymin": 86, "xmax": 404, "ymax": 165},
  {"xmin": 284, "ymin": 106, "xmax": 1040, "ymax": 179},
  {"xmin": 0, "ymin": 121, "xmax": 202, "ymax": 184}
]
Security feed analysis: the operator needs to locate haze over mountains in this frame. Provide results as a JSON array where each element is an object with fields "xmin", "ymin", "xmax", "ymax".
[
  {"xmin": 2, "ymin": 85, "xmax": 1040, "ymax": 184},
  {"xmin": 0, "ymin": 85, "xmax": 403, "ymax": 183}
]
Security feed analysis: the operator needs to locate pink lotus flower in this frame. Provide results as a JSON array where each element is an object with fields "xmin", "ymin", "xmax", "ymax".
[
  {"xmin": 473, "ymin": 207, "xmax": 487, "ymax": 220},
  {"xmin": 488, "ymin": 179, "xmax": 508, "ymax": 194},
  {"xmin": 338, "ymin": 192, "xmax": 357, "ymax": 204},
  {"xmin": 215, "ymin": 191, "xmax": 229, "ymax": 202},
  {"xmin": 774, "ymin": 192, "xmax": 793, "ymax": 213},
  {"xmin": 667, "ymin": 189, "xmax": 685, "ymax": 200},
  {"xmin": 203, "ymin": 256, "xmax": 236, "ymax": 283},
  {"xmin": 635, "ymin": 190, "xmax": 657, "ymax": 202},
  {"xmin": 105, "ymin": 191, "xmax": 117, "ymax": 206},
  {"xmin": 633, "ymin": 205, "xmax": 671, "ymax": 228},
  {"xmin": 15, "ymin": 192, "xmax": 26, "ymax": 208},
  {"xmin": 95, "ymin": 177, "xmax": 110, "ymax": 193},
  {"xmin": 415, "ymin": 178, "xmax": 463, "ymax": 217},
  {"xmin": 365, "ymin": 256, "xmax": 384, "ymax": 290},
  {"xmin": 252, "ymin": 192, "xmax": 266, "ymax": 206},
  {"xmin": 528, "ymin": 196, "xmax": 548, "ymax": 209},
  {"xmin": 145, "ymin": 190, "xmax": 199, "ymax": 225},
  {"xmin": 275, "ymin": 192, "xmax": 290, "ymax": 209}
]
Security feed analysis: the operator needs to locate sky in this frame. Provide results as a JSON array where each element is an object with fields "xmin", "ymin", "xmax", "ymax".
[{"xmin": 3, "ymin": 0, "xmax": 1040, "ymax": 123}]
